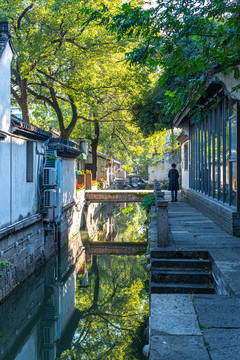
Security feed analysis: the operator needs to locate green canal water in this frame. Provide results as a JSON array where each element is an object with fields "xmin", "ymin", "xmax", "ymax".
[{"xmin": 0, "ymin": 204, "xmax": 149, "ymax": 360}]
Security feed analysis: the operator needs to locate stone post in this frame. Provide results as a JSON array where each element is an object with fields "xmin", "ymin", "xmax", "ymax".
[
  {"xmin": 156, "ymin": 199, "xmax": 168, "ymax": 246},
  {"xmin": 154, "ymin": 181, "xmax": 168, "ymax": 247}
]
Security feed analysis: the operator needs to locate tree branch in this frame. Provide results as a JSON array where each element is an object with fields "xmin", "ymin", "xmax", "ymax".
[
  {"xmin": 17, "ymin": 3, "xmax": 34, "ymax": 30},
  {"xmin": 11, "ymin": 86, "xmax": 21, "ymax": 105}
]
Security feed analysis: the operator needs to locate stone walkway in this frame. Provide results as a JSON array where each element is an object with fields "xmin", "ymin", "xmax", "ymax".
[{"xmin": 149, "ymin": 192, "xmax": 240, "ymax": 360}]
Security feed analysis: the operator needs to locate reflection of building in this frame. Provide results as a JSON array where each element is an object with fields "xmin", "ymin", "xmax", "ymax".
[
  {"xmin": 0, "ymin": 245, "xmax": 85, "ymax": 360},
  {"xmin": 176, "ymin": 68, "xmax": 240, "ymax": 235},
  {"xmin": 82, "ymin": 203, "xmax": 119, "ymax": 243}
]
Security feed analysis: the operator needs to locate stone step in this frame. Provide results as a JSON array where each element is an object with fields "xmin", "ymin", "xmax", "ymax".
[
  {"xmin": 151, "ymin": 258, "xmax": 211, "ymax": 270},
  {"xmin": 151, "ymin": 269, "xmax": 213, "ymax": 284},
  {"xmin": 150, "ymin": 250, "xmax": 209, "ymax": 260},
  {"xmin": 151, "ymin": 282, "xmax": 215, "ymax": 294}
]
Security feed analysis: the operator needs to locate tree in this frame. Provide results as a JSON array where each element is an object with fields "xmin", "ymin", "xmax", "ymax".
[
  {"xmin": 69, "ymin": 43, "xmax": 153, "ymax": 179},
  {"xmin": 130, "ymin": 39, "xmax": 204, "ymax": 134},
  {"xmin": 0, "ymin": 0, "xmax": 132, "ymax": 134},
  {"xmin": 101, "ymin": 0, "xmax": 240, "ymax": 124},
  {"xmin": 1, "ymin": 0, "xmax": 156, "ymax": 178}
]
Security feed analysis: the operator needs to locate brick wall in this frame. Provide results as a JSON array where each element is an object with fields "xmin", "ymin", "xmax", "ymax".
[
  {"xmin": 183, "ymin": 188, "xmax": 240, "ymax": 236},
  {"xmin": 0, "ymin": 195, "xmax": 86, "ymax": 302}
]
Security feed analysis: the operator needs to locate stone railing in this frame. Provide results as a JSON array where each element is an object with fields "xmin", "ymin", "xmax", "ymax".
[{"xmin": 154, "ymin": 181, "xmax": 168, "ymax": 246}]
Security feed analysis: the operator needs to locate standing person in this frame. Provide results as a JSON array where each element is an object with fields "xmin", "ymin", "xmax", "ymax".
[{"xmin": 168, "ymin": 163, "xmax": 179, "ymax": 202}]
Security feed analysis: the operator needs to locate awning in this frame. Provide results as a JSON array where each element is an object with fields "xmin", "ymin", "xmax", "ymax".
[{"xmin": 77, "ymin": 153, "xmax": 87, "ymax": 160}]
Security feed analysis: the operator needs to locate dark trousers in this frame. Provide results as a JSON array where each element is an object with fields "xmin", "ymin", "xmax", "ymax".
[{"xmin": 171, "ymin": 190, "xmax": 178, "ymax": 201}]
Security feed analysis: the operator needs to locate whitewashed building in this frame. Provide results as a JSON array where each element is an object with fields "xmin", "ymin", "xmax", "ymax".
[
  {"xmin": 148, "ymin": 152, "xmax": 181, "ymax": 185},
  {"xmin": 0, "ymin": 21, "xmax": 86, "ymax": 301}
]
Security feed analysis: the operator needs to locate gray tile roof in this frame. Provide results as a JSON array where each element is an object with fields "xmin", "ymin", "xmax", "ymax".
[{"xmin": 0, "ymin": 21, "xmax": 14, "ymax": 59}]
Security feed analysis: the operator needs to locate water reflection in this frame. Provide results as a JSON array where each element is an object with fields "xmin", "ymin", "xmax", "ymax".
[
  {"xmin": 0, "ymin": 246, "xmax": 85, "ymax": 360},
  {"xmin": 0, "ymin": 252, "xmax": 148, "ymax": 360},
  {"xmin": 59, "ymin": 254, "xmax": 148, "ymax": 360},
  {"xmin": 83, "ymin": 203, "xmax": 147, "ymax": 243},
  {"xmin": 0, "ymin": 203, "xmax": 148, "ymax": 360}
]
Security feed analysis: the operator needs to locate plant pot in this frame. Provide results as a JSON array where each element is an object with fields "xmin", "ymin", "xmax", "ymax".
[
  {"xmin": 85, "ymin": 173, "xmax": 92, "ymax": 190},
  {"xmin": 77, "ymin": 174, "xmax": 86, "ymax": 185}
]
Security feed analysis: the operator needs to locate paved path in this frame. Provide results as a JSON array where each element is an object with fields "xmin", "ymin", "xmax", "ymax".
[{"xmin": 149, "ymin": 193, "xmax": 240, "ymax": 360}]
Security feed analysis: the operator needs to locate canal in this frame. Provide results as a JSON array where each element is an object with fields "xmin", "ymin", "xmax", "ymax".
[{"xmin": 0, "ymin": 203, "xmax": 149, "ymax": 360}]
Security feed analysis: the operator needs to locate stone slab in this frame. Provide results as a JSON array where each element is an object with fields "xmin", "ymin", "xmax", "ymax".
[
  {"xmin": 204, "ymin": 329, "xmax": 240, "ymax": 360},
  {"xmin": 150, "ymin": 294, "xmax": 201, "ymax": 337},
  {"xmin": 194, "ymin": 295, "xmax": 240, "ymax": 327},
  {"xmin": 150, "ymin": 335, "xmax": 210, "ymax": 360}
]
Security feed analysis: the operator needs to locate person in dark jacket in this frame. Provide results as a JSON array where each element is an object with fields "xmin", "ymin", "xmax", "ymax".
[{"xmin": 168, "ymin": 163, "xmax": 179, "ymax": 202}]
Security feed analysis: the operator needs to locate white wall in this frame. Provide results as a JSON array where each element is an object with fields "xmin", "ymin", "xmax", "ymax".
[
  {"xmin": 216, "ymin": 66, "xmax": 240, "ymax": 101},
  {"xmin": 0, "ymin": 136, "xmax": 11, "ymax": 227},
  {"xmin": 148, "ymin": 153, "xmax": 181, "ymax": 184},
  {"xmin": 61, "ymin": 159, "xmax": 76, "ymax": 207},
  {"xmin": 0, "ymin": 138, "xmax": 45, "ymax": 228},
  {"xmin": 0, "ymin": 42, "xmax": 12, "ymax": 132},
  {"xmin": 181, "ymin": 141, "xmax": 189, "ymax": 190}
]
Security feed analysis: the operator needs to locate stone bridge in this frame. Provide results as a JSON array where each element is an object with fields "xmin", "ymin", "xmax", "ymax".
[
  {"xmin": 85, "ymin": 190, "xmax": 154, "ymax": 203},
  {"xmin": 86, "ymin": 241, "xmax": 148, "ymax": 255}
]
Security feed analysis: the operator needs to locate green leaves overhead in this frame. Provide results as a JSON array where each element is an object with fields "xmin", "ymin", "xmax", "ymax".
[{"xmin": 105, "ymin": 0, "xmax": 240, "ymax": 127}]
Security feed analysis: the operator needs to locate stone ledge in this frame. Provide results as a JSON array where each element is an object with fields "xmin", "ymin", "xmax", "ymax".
[
  {"xmin": 62, "ymin": 201, "xmax": 76, "ymax": 212},
  {"xmin": 0, "ymin": 214, "xmax": 43, "ymax": 240}
]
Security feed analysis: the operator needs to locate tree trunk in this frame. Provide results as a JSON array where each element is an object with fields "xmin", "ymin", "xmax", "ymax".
[
  {"xmin": 11, "ymin": 76, "xmax": 30, "ymax": 123},
  {"xmin": 91, "ymin": 120, "xmax": 100, "ymax": 180},
  {"xmin": 92, "ymin": 255, "xmax": 99, "ymax": 307},
  {"xmin": 171, "ymin": 127, "xmax": 174, "ymax": 152}
]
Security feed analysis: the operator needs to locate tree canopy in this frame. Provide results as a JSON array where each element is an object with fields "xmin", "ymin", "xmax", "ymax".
[
  {"xmin": 101, "ymin": 0, "xmax": 240, "ymax": 131},
  {"xmin": 1, "ymin": 0, "xmax": 167, "ymax": 175}
]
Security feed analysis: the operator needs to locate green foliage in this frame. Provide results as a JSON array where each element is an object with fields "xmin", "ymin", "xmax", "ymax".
[
  {"xmin": 160, "ymin": 181, "xmax": 168, "ymax": 190},
  {"xmin": 122, "ymin": 165, "xmax": 133, "ymax": 173},
  {"xmin": 115, "ymin": 203, "xmax": 147, "ymax": 242},
  {"xmin": 105, "ymin": 0, "xmax": 240, "ymax": 124},
  {"xmin": 61, "ymin": 254, "xmax": 149, "ymax": 359},
  {"xmin": 199, "ymin": 323, "xmax": 211, "ymax": 330},
  {"xmin": 141, "ymin": 194, "xmax": 155, "ymax": 212},
  {"xmin": 0, "ymin": 260, "xmax": 10, "ymax": 277}
]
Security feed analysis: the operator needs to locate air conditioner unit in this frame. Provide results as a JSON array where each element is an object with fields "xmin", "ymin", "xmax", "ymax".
[
  {"xmin": 43, "ymin": 168, "xmax": 57, "ymax": 186},
  {"xmin": 43, "ymin": 189, "xmax": 57, "ymax": 208}
]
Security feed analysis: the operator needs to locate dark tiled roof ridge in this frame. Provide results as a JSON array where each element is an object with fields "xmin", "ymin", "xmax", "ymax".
[
  {"xmin": 11, "ymin": 115, "xmax": 52, "ymax": 141},
  {"xmin": 0, "ymin": 21, "xmax": 14, "ymax": 59}
]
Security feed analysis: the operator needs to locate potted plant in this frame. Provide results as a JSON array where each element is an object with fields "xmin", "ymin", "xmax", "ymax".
[
  {"xmin": 85, "ymin": 170, "xmax": 92, "ymax": 190},
  {"xmin": 76, "ymin": 183, "xmax": 85, "ymax": 191},
  {"xmin": 77, "ymin": 170, "xmax": 86, "ymax": 186},
  {"xmin": 99, "ymin": 178, "xmax": 107, "ymax": 190},
  {"xmin": 92, "ymin": 180, "xmax": 98, "ymax": 191}
]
